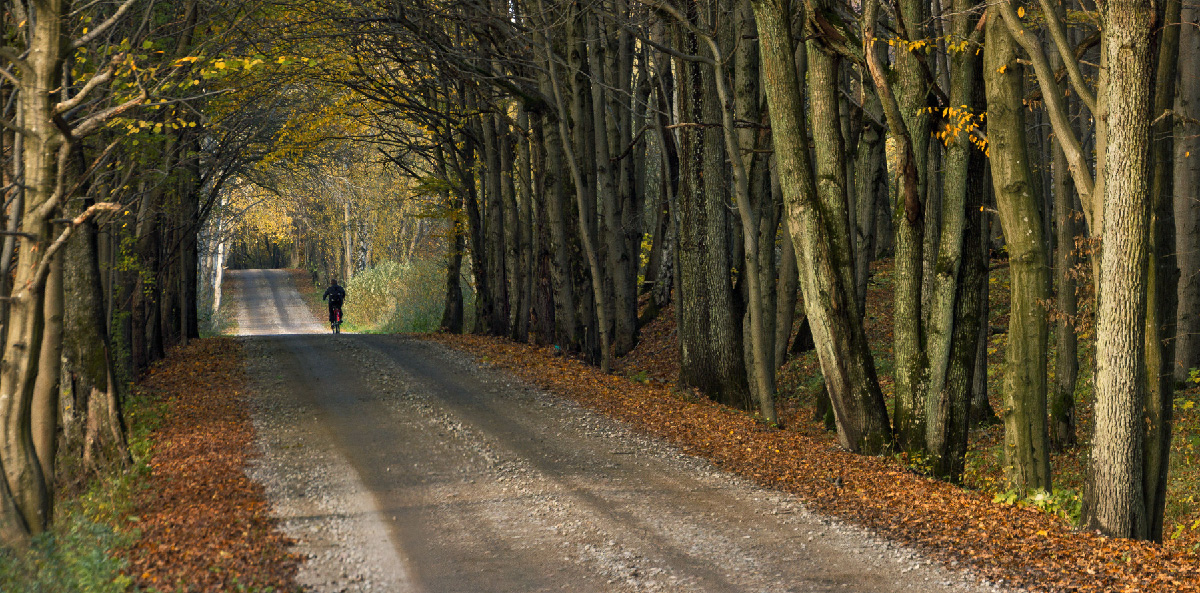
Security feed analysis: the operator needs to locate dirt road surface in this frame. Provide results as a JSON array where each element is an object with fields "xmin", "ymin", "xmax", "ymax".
[{"xmin": 226, "ymin": 269, "xmax": 1013, "ymax": 593}]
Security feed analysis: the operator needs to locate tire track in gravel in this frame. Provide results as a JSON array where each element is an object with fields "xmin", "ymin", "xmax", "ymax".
[{"xmin": 230, "ymin": 269, "xmax": 1014, "ymax": 593}]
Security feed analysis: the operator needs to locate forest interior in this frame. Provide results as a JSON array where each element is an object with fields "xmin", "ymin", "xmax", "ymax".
[{"xmin": 2, "ymin": 0, "xmax": 1200, "ymax": 590}]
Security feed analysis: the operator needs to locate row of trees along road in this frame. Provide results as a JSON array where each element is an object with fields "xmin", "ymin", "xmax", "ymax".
[{"xmin": 2, "ymin": 0, "xmax": 1199, "ymax": 547}]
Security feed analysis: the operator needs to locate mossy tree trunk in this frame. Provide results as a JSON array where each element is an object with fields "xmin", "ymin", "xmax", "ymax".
[{"xmin": 983, "ymin": 9, "xmax": 1052, "ymax": 493}]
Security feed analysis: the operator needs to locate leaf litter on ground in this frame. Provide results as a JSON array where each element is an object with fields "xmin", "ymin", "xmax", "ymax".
[
  {"xmin": 425, "ymin": 332, "xmax": 1200, "ymax": 593},
  {"xmin": 124, "ymin": 337, "xmax": 300, "ymax": 592}
]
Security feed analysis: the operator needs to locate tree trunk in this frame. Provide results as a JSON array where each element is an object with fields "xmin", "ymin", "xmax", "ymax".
[
  {"xmin": 1051, "ymin": 116, "xmax": 1080, "ymax": 451},
  {"xmin": 537, "ymin": 93, "xmax": 579, "ymax": 348},
  {"xmin": 1175, "ymin": 2, "xmax": 1200, "ymax": 382},
  {"xmin": 673, "ymin": 10, "xmax": 752, "ymax": 409},
  {"xmin": 544, "ymin": 13, "xmax": 614, "ymax": 371},
  {"xmin": 755, "ymin": 0, "xmax": 891, "ymax": 452},
  {"xmin": 984, "ymin": 9, "xmax": 1052, "ymax": 492},
  {"xmin": 31, "ymin": 254, "xmax": 62, "ymax": 504},
  {"xmin": 437, "ymin": 143, "xmax": 465, "ymax": 334},
  {"xmin": 1142, "ymin": 0, "xmax": 1180, "ymax": 541},
  {"xmin": 64, "ymin": 198, "xmax": 131, "ymax": 480},
  {"xmin": 890, "ymin": 0, "xmax": 932, "ymax": 455},
  {"xmin": 1082, "ymin": 0, "xmax": 1156, "ymax": 539},
  {"xmin": 775, "ymin": 223, "xmax": 800, "ymax": 368},
  {"xmin": 0, "ymin": 0, "xmax": 67, "ymax": 545},
  {"xmin": 853, "ymin": 89, "xmax": 885, "ymax": 309},
  {"xmin": 925, "ymin": 10, "xmax": 985, "ymax": 479},
  {"xmin": 513, "ymin": 109, "xmax": 534, "ymax": 342}
]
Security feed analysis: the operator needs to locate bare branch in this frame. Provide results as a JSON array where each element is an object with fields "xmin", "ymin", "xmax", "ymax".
[
  {"xmin": 72, "ymin": 0, "xmax": 140, "ymax": 49},
  {"xmin": 31, "ymin": 203, "xmax": 122, "ymax": 292},
  {"xmin": 1035, "ymin": 0, "xmax": 1098, "ymax": 113},
  {"xmin": 70, "ymin": 89, "xmax": 148, "ymax": 138},
  {"xmin": 55, "ymin": 56, "xmax": 122, "ymax": 115},
  {"xmin": 0, "ymin": 115, "xmax": 34, "ymax": 136}
]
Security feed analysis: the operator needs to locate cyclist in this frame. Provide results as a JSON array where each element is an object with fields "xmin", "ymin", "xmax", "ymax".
[{"xmin": 322, "ymin": 278, "xmax": 346, "ymax": 333}]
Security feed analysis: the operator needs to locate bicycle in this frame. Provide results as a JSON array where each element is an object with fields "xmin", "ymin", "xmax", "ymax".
[{"xmin": 331, "ymin": 306, "xmax": 343, "ymax": 334}]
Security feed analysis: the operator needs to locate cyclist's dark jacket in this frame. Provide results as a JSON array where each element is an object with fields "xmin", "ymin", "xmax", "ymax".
[{"xmin": 323, "ymin": 285, "xmax": 346, "ymax": 307}]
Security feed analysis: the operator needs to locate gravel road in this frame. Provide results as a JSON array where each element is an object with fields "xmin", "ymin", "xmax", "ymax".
[{"xmin": 227, "ymin": 269, "xmax": 1015, "ymax": 593}]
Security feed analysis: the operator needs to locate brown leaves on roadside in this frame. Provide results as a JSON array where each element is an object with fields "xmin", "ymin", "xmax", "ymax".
[
  {"xmin": 427, "ymin": 333, "xmax": 1200, "ymax": 593},
  {"xmin": 125, "ymin": 338, "xmax": 300, "ymax": 592}
]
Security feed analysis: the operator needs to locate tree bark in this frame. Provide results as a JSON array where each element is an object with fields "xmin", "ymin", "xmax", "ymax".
[
  {"xmin": 1082, "ymin": 0, "xmax": 1156, "ymax": 539},
  {"xmin": 437, "ymin": 143, "xmax": 465, "ymax": 334},
  {"xmin": 0, "ymin": 0, "xmax": 67, "ymax": 545},
  {"xmin": 1142, "ymin": 0, "xmax": 1180, "ymax": 541},
  {"xmin": 775, "ymin": 223, "xmax": 800, "ymax": 368},
  {"xmin": 673, "ymin": 5, "xmax": 752, "ymax": 410},
  {"xmin": 925, "ymin": 6, "xmax": 985, "ymax": 479},
  {"xmin": 984, "ymin": 9, "xmax": 1053, "ymax": 492},
  {"xmin": 1175, "ymin": 2, "xmax": 1200, "ymax": 382},
  {"xmin": 890, "ymin": 0, "xmax": 932, "ymax": 455},
  {"xmin": 755, "ymin": 0, "xmax": 891, "ymax": 452}
]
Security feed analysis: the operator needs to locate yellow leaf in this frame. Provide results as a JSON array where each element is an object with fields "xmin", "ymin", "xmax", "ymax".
[{"xmin": 1017, "ymin": 5, "xmax": 1025, "ymax": 17}]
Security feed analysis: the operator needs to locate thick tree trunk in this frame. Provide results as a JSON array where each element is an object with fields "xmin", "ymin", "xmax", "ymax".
[
  {"xmin": 673, "ymin": 12, "xmax": 752, "ymax": 410},
  {"xmin": 537, "ymin": 97, "xmax": 579, "ymax": 348},
  {"xmin": 0, "ymin": 0, "xmax": 67, "ymax": 545},
  {"xmin": 755, "ymin": 0, "xmax": 891, "ymax": 452},
  {"xmin": 1082, "ymin": 0, "xmax": 1156, "ymax": 539},
  {"xmin": 984, "ymin": 10, "xmax": 1052, "ymax": 492},
  {"xmin": 890, "ymin": 0, "xmax": 932, "ymax": 455},
  {"xmin": 63, "ymin": 202, "xmax": 130, "ymax": 479},
  {"xmin": 925, "ymin": 12, "xmax": 985, "ymax": 479},
  {"xmin": 31, "ymin": 255, "xmax": 62, "ymax": 503}
]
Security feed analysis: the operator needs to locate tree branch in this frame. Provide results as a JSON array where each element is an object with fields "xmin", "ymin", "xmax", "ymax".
[
  {"xmin": 0, "ymin": 47, "xmax": 30, "ymax": 80},
  {"xmin": 70, "ymin": 88, "xmax": 149, "ymax": 138},
  {"xmin": 994, "ymin": 0, "xmax": 1097, "ymax": 231},
  {"xmin": 72, "ymin": 0, "xmax": 140, "ymax": 49},
  {"xmin": 55, "ymin": 56, "xmax": 122, "ymax": 115},
  {"xmin": 1035, "ymin": 0, "xmax": 1098, "ymax": 113},
  {"xmin": 31, "ymin": 203, "xmax": 121, "ymax": 293}
]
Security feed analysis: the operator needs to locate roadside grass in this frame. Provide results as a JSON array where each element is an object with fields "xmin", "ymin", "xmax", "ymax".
[
  {"xmin": 200, "ymin": 298, "xmax": 237, "ymax": 337},
  {"xmin": 0, "ymin": 389, "xmax": 165, "ymax": 592}
]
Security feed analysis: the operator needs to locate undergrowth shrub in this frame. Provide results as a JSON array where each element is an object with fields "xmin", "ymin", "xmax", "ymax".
[
  {"xmin": 0, "ymin": 516, "xmax": 134, "ymax": 593},
  {"xmin": 0, "ymin": 383, "xmax": 161, "ymax": 592},
  {"xmin": 346, "ymin": 258, "xmax": 474, "ymax": 333},
  {"xmin": 345, "ymin": 261, "xmax": 406, "ymax": 328}
]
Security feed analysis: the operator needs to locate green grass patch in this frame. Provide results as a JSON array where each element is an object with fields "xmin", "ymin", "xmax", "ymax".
[
  {"xmin": 338, "ymin": 258, "xmax": 475, "ymax": 334},
  {"xmin": 0, "ymin": 390, "xmax": 161, "ymax": 592}
]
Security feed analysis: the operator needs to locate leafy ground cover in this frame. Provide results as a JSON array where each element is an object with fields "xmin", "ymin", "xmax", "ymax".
[
  {"xmin": 426, "ymin": 258, "xmax": 1200, "ymax": 592},
  {"xmin": 123, "ymin": 338, "xmax": 299, "ymax": 592}
]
